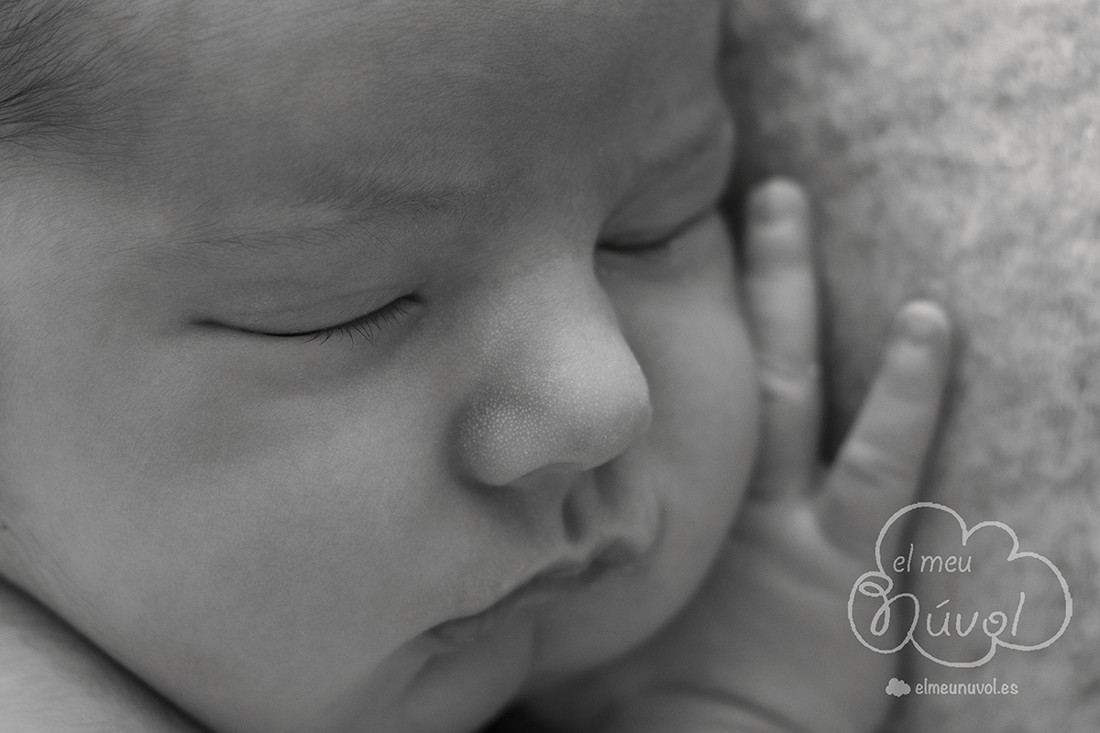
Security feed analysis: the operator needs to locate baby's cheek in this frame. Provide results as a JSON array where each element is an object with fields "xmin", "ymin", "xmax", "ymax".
[
  {"xmin": 622, "ymin": 244, "xmax": 758, "ymax": 510},
  {"xmin": 19, "ymin": 338, "xmax": 392, "ymax": 613},
  {"xmin": 542, "ymin": 258, "xmax": 757, "ymax": 667},
  {"xmin": 655, "ymin": 310, "xmax": 757, "ymax": 582},
  {"xmin": 26, "ymin": 358, "xmax": 459, "ymax": 727},
  {"xmin": 647, "ymin": 263, "xmax": 758, "ymax": 546}
]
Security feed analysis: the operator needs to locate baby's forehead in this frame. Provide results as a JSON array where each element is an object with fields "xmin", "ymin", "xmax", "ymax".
[
  {"xmin": 167, "ymin": 1, "xmax": 714, "ymax": 113},
  {"xmin": 0, "ymin": 1, "xmax": 735, "ymax": 378},
  {"xmin": 0, "ymin": 1, "xmax": 152, "ymax": 163},
  {"xmin": 2, "ymin": 0, "xmax": 726, "ymax": 163},
  {"xmin": 2, "ymin": 0, "xmax": 733, "ymax": 271}
]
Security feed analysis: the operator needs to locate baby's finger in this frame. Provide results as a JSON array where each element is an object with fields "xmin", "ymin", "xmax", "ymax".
[
  {"xmin": 742, "ymin": 179, "xmax": 821, "ymax": 499},
  {"xmin": 818, "ymin": 302, "xmax": 951, "ymax": 557}
]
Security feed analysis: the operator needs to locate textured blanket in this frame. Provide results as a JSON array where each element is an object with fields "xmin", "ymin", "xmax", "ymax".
[{"xmin": 724, "ymin": 1, "xmax": 1100, "ymax": 730}]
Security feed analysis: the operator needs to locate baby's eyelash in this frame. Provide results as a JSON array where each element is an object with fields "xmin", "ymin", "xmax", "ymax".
[
  {"xmin": 296, "ymin": 297, "xmax": 417, "ymax": 345},
  {"xmin": 598, "ymin": 207, "xmax": 716, "ymax": 255},
  {"xmin": 598, "ymin": 236, "xmax": 674, "ymax": 255}
]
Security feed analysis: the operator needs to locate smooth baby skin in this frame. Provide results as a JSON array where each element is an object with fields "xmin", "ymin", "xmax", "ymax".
[
  {"xmin": 725, "ymin": 1, "xmax": 1100, "ymax": 730},
  {"xmin": 0, "ymin": 3, "xmax": 961, "ymax": 732},
  {"xmin": 0, "ymin": 2, "xmax": 756, "ymax": 732},
  {"xmin": 0, "ymin": 170, "xmax": 956, "ymax": 732}
]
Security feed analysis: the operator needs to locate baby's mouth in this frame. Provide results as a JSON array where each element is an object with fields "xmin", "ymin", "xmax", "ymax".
[{"xmin": 428, "ymin": 541, "xmax": 644, "ymax": 647}]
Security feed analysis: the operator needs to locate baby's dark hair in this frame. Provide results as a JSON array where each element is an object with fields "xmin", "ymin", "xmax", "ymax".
[{"xmin": 0, "ymin": 0, "xmax": 157, "ymax": 163}]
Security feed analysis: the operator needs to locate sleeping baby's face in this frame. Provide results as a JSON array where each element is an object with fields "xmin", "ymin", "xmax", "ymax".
[{"xmin": 0, "ymin": 1, "xmax": 754, "ymax": 731}]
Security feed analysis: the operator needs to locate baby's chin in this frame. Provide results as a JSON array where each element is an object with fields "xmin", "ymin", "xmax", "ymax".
[
  {"xmin": 388, "ymin": 606, "xmax": 656, "ymax": 731},
  {"xmin": 393, "ymin": 538, "xmax": 712, "ymax": 729}
]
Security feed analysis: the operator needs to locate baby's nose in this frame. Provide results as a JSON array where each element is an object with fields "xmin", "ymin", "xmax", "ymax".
[{"xmin": 456, "ymin": 281, "xmax": 652, "ymax": 488}]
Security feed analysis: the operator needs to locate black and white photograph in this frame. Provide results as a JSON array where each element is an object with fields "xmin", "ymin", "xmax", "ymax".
[{"xmin": 0, "ymin": 1, "xmax": 1096, "ymax": 731}]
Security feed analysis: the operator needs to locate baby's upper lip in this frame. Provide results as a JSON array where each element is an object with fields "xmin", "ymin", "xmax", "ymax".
[
  {"xmin": 428, "ymin": 538, "xmax": 650, "ymax": 646},
  {"xmin": 502, "ymin": 536, "xmax": 649, "ymax": 607},
  {"xmin": 535, "ymin": 538, "xmax": 644, "ymax": 580}
]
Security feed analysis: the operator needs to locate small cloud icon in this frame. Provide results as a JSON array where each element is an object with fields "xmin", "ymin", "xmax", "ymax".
[{"xmin": 885, "ymin": 678, "xmax": 911, "ymax": 697}]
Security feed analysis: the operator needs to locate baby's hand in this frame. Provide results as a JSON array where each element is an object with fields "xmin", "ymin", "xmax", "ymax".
[{"xmin": 526, "ymin": 180, "xmax": 952, "ymax": 733}]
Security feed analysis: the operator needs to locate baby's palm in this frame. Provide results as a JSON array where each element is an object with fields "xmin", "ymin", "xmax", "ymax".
[{"xmin": 526, "ymin": 181, "xmax": 951, "ymax": 733}]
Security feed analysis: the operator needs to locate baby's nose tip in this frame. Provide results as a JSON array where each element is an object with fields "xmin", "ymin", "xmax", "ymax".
[
  {"xmin": 456, "ymin": 342, "xmax": 652, "ymax": 488},
  {"xmin": 456, "ymin": 380, "xmax": 651, "ymax": 488}
]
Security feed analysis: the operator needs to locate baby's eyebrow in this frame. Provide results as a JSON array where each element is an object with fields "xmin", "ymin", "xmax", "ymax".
[
  {"xmin": 169, "ymin": 170, "xmax": 472, "ymax": 269},
  {"xmin": 180, "ymin": 220, "xmax": 399, "ymax": 264},
  {"xmin": 296, "ymin": 164, "xmax": 463, "ymax": 221}
]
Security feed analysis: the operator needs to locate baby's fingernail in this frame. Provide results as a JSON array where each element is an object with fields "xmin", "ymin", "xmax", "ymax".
[
  {"xmin": 894, "ymin": 301, "xmax": 948, "ymax": 345},
  {"xmin": 749, "ymin": 178, "xmax": 805, "ymax": 223}
]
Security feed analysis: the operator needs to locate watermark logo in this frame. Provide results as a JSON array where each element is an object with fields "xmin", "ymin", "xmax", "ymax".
[
  {"xmin": 848, "ymin": 502, "xmax": 1072, "ymax": 668},
  {"xmin": 884, "ymin": 676, "xmax": 1019, "ymax": 697},
  {"xmin": 885, "ymin": 678, "xmax": 911, "ymax": 697}
]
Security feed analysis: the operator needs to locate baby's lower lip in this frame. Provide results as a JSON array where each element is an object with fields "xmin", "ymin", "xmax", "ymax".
[{"xmin": 428, "ymin": 552, "xmax": 638, "ymax": 647}]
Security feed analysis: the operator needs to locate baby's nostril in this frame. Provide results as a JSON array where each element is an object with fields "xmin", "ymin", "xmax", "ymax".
[
  {"xmin": 560, "ymin": 472, "xmax": 663, "ymax": 566},
  {"xmin": 594, "ymin": 538, "xmax": 645, "ymax": 569}
]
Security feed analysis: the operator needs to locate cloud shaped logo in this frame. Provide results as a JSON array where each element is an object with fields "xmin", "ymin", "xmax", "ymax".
[
  {"xmin": 848, "ymin": 502, "xmax": 1072, "ymax": 668},
  {"xmin": 885, "ymin": 678, "xmax": 911, "ymax": 697}
]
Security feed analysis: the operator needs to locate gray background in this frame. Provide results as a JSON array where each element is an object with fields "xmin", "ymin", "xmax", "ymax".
[{"xmin": 723, "ymin": 1, "xmax": 1100, "ymax": 730}]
